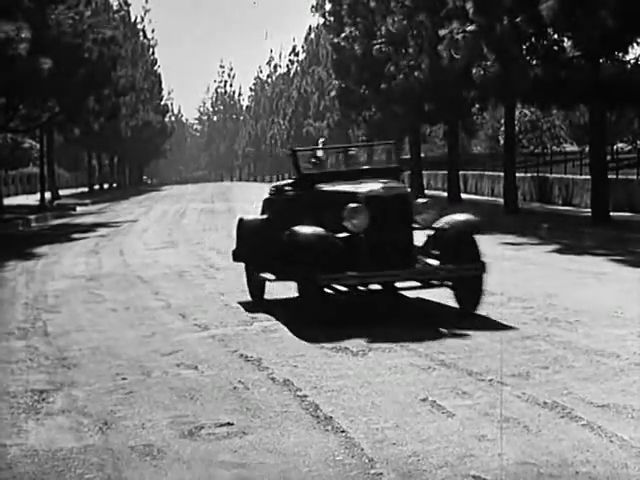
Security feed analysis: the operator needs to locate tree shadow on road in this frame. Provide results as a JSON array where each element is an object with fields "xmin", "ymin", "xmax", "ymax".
[
  {"xmin": 0, "ymin": 220, "xmax": 132, "ymax": 268},
  {"xmin": 448, "ymin": 199, "xmax": 640, "ymax": 269},
  {"xmin": 239, "ymin": 292, "xmax": 514, "ymax": 344}
]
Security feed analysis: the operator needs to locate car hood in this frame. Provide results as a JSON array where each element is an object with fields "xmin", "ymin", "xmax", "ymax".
[{"xmin": 314, "ymin": 178, "xmax": 409, "ymax": 197}]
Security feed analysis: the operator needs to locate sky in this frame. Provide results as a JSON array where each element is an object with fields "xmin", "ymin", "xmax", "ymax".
[{"xmin": 130, "ymin": 0, "xmax": 316, "ymax": 119}]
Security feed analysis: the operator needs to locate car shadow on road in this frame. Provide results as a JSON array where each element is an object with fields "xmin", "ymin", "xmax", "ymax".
[
  {"xmin": 0, "ymin": 220, "xmax": 132, "ymax": 267},
  {"xmin": 239, "ymin": 292, "xmax": 514, "ymax": 344},
  {"xmin": 445, "ymin": 199, "xmax": 640, "ymax": 269}
]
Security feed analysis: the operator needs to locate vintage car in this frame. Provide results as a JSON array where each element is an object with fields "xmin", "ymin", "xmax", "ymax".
[{"xmin": 232, "ymin": 140, "xmax": 486, "ymax": 312}]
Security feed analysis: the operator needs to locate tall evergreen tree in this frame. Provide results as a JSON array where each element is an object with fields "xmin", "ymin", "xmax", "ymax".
[
  {"xmin": 318, "ymin": 0, "xmax": 484, "ymax": 201},
  {"xmin": 535, "ymin": 0, "xmax": 640, "ymax": 223},
  {"xmin": 463, "ymin": 0, "xmax": 551, "ymax": 213}
]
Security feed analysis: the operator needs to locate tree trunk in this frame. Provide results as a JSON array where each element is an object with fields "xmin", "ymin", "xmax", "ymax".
[
  {"xmin": 502, "ymin": 100, "xmax": 519, "ymax": 214},
  {"xmin": 124, "ymin": 160, "xmax": 131, "ymax": 188},
  {"xmin": 45, "ymin": 126, "xmax": 60, "ymax": 203},
  {"xmin": 38, "ymin": 127, "xmax": 47, "ymax": 209},
  {"xmin": 117, "ymin": 156, "xmax": 126, "ymax": 189},
  {"xmin": 109, "ymin": 155, "xmax": 116, "ymax": 188},
  {"xmin": 97, "ymin": 153, "xmax": 105, "ymax": 190},
  {"xmin": 588, "ymin": 100, "xmax": 610, "ymax": 224},
  {"xmin": 86, "ymin": 151, "xmax": 94, "ymax": 192},
  {"xmin": 408, "ymin": 123, "xmax": 425, "ymax": 198},
  {"xmin": 445, "ymin": 118, "xmax": 462, "ymax": 204},
  {"xmin": 130, "ymin": 162, "xmax": 141, "ymax": 186},
  {"xmin": 343, "ymin": 121, "xmax": 351, "ymax": 144},
  {"xmin": 0, "ymin": 169, "xmax": 5, "ymax": 214}
]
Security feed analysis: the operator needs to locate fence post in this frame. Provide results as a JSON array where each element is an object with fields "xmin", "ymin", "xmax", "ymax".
[
  {"xmin": 38, "ymin": 127, "xmax": 47, "ymax": 207},
  {"xmin": 577, "ymin": 150, "xmax": 582, "ymax": 171}
]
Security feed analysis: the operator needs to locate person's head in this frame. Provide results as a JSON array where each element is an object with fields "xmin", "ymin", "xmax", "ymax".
[{"xmin": 315, "ymin": 137, "xmax": 326, "ymax": 161}]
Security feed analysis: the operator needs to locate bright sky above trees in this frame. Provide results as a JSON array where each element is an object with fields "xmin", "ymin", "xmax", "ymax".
[{"xmin": 130, "ymin": 0, "xmax": 315, "ymax": 119}]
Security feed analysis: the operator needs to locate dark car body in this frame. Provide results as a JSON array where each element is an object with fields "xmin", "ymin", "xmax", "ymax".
[{"xmin": 232, "ymin": 141, "xmax": 486, "ymax": 312}]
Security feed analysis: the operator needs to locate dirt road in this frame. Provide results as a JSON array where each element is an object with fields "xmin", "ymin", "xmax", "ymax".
[{"xmin": 1, "ymin": 182, "xmax": 638, "ymax": 479}]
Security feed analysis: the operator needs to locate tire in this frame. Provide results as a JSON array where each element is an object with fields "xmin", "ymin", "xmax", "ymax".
[
  {"xmin": 440, "ymin": 233, "xmax": 484, "ymax": 313},
  {"xmin": 297, "ymin": 279, "xmax": 324, "ymax": 303},
  {"xmin": 245, "ymin": 264, "xmax": 266, "ymax": 302},
  {"xmin": 453, "ymin": 272, "xmax": 483, "ymax": 313}
]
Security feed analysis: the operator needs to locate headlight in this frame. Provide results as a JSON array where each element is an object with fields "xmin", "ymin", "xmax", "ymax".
[
  {"xmin": 413, "ymin": 198, "xmax": 437, "ymax": 227},
  {"xmin": 342, "ymin": 203, "xmax": 370, "ymax": 233}
]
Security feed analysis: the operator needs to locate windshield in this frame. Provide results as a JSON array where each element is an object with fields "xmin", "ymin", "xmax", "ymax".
[{"xmin": 295, "ymin": 142, "xmax": 399, "ymax": 174}]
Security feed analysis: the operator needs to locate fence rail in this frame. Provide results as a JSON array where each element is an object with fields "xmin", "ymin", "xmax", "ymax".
[
  {"xmin": 194, "ymin": 170, "xmax": 639, "ymax": 213},
  {"xmin": 4, "ymin": 147, "xmax": 639, "ymax": 200},
  {"xmin": 409, "ymin": 150, "xmax": 640, "ymax": 179}
]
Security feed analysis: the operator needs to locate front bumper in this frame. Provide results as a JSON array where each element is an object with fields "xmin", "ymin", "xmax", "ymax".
[{"xmin": 312, "ymin": 256, "xmax": 486, "ymax": 287}]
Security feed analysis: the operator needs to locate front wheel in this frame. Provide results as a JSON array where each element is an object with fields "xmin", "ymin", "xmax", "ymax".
[
  {"xmin": 440, "ymin": 234, "xmax": 484, "ymax": 313},
  {"xmin": 245, "ymin": 264, "xmax": 266, "ymax": 302},
  {"xmin": 453, "ymin": 274, "xmax": 483, "ymax": 313}
]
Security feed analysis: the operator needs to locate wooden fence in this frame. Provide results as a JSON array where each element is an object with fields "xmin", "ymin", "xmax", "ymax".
[
  {"xmin": 411, "ymin": 150, "xmax": 640, "ymax": 179},
  {"xmin": 1, "ymin": 169, "xmax": 85, "ymax": 197}
]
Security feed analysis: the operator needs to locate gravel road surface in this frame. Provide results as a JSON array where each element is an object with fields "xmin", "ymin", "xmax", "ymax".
[{"xmin": 1, "ymin": 182, "xmax": 638, "ymax": 479}]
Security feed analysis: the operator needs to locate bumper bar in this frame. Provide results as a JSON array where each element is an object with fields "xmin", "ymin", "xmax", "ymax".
[{"xmin": 314, "ymin": 258, "xmax": 485, "ymax": 286}]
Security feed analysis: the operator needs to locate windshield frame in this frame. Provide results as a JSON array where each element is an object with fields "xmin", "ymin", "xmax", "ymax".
[{"xmin": 290, "ymin": 140, "xmax": 399, "ymax": 176}]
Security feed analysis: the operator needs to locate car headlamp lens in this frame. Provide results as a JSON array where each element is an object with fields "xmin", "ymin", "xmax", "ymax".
[
  {"xmin": 342, "ymin": 203, "xmax": 370, "ymax": 233},
  {"xmin": 413, "ymin": 198, "xmax": 437, "ymax": 227}
]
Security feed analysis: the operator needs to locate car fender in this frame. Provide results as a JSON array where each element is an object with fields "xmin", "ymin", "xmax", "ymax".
[
  {"xmin": 431, "ymin": 212, "xmax": 482, "ymax": 235},
  {"xmin": 233, "ymin": 215, "xmax": 274, "ymax": 263},
  {"xmin": 421, "ymin": 213, "xmax": 482, "ymax": 260},
  {"xmin": 283, "ymin": 225, "xmax": 345, "ymax": 270}
]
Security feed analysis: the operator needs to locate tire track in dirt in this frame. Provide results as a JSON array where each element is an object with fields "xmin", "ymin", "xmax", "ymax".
[
  {"xmin": 119, "ymin": 242, "xmax": 174, "ymax": 311},
  {"xmin": 231, "ymin": 348, "xmax": 384, "ymax": 479},
  {"xmin": 513, "ymin": 393, "xmax": 640, "ymax": 453},
  {"xmin": 318, "ymin": 344, "xmax": 396, "ymax": 358},
  {"xmin": 401, "ymin": 344, "xmax": 640, "ymax": 457},
  {"xmin": 418, "ymin": 394, "xmax": 456, "ymax": 419},
  {"xmin": 4, "ymin": 192, "xmax": 233, "ymax": 478},
  {"xmin": 114, "ymin": 197, "xmax": 217, "ymax": 323},
  {"xmin": 521, "ymin": 331, "xmax": 633, "ymax": 364},
  {"xmin": 483, "ymin": 292, "xmax": 636, "ymax": 370},
  {"xmin": 116, "ymin": 202, "xmax": 177, "ymax": 312},
  {"xmin": 111, "ymin": 194, "xmax": 385, "ymax": 479},
  {"xmin": 486, "ymin": 284, "xmax": 638, "ymax": 363},
  {"xmin": 569, "ymin": 393, "xmax": 640, "ymax": 420},
  {"xmin": 2, "ymin": 212, "xmax": 132, "ymax": 477}
]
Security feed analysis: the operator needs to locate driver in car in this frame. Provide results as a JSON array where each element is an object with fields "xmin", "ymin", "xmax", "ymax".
[{"xmin": 309, "ymin": 137, "xmax": 326, "ymax": 168}]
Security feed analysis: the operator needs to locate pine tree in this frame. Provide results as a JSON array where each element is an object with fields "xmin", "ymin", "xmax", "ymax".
[{"xmin": 535, "ymin": 0, "xmax": 640, "ymax": 223}]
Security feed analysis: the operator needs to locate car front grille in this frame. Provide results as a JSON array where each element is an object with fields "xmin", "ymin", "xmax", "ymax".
[{"xmin": 361, "ymin": 194, "xmax": 415, "ymax": 271}]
